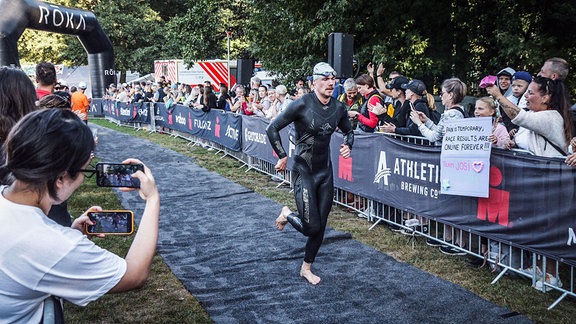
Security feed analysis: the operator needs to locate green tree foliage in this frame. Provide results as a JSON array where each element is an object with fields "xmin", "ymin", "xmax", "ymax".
[
  {"xmin": 163, "ymin": 0, "xmax": 226, "ymax": 66},
  {"xmin": 13, "ymin": 0, "xmax": 576, "ymax": 96},
  {"xmin": 162, "ymin": 0, "xmax": 253, "ymax": 68}
]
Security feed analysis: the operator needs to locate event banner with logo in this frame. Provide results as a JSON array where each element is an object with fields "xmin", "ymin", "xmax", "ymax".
[
  {"xmin": 101, "ymin": 100, "xmax": 150, "ymax": 124},
  {"xmin": 89, "ymin": 98, "xmax": 103, "ymax": 117},
  {"xmin": 241, "ymin": 116, "xmax": 292, "ymax": 169},
  {"xmin": 153, "ymin": 103, "xmax": 242, "ymax": 151},
  {"xmin": 330, "ymin": 132, "xmax": 576, "ymax": 266},
  {"xmin": 102, "ymin": 107, "xmax": 576, "ymax": 265}
]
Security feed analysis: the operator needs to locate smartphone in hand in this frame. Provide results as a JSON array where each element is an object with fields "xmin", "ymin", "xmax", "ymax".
[
  {"xmin": 86, "ymin": 210, "xmax": 135, "ymax": 235},
  {"xmin": 95, "ymin": 162, "xmax": 144, "ymax": 188}
]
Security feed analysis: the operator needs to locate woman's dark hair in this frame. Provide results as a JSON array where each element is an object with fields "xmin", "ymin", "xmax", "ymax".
[
  {"xmin": 202, "ymin": 86, "xmax": 217, "ymax": 112},
  {"xmin": 0, "ymin": 66, "xmax": 38, "ymax": 144},
  {"xmin": 533, "ymin": 75, "xmax": 573, "ymax": 144},
  {"xmin": 0, "ymin": 109, "xmax": 95, "ymax": 201},
  {"xmin": 38, "ymin": 94, "xmax": 71, "ymax": 109},
  {"xmin": 203, "ymin": 86, "xmax": 214, "ymax": 106},
  {"xmin": 355, "ymin": 74, "xmax": 375, "ymax": 88}
]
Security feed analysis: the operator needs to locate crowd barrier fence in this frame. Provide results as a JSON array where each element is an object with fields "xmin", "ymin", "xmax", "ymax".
[{"xmin": 91, "ymin": 99, "xmax": 575, "ymax": 309}]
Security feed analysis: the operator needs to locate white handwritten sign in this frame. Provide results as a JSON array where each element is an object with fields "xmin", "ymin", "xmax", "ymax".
[{"xmin": 440, "ymin": 117, "xmax": 492, "ymax": 197}]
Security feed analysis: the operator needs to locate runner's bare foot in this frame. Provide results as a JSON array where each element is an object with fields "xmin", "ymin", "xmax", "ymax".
[
  {"xmin": 300, "ymin": 262, "xmax": 321, "ymax": 285},
  {"xmin": 275, "ymin": 206, "xmax": 290, "ymax": 230}
]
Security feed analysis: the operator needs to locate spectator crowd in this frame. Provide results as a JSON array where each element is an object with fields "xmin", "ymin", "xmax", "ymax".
[{"xmin": 3, "ymin": 57, "xmax": 574, "ymax": 306}]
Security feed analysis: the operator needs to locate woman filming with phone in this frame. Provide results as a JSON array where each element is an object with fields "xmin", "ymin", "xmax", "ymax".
[{"xmin": 0, "ymin": 108, "xmax": 160, "ymax": 322}]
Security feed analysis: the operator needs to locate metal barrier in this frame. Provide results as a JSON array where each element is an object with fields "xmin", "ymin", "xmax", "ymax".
[{"xmin": 99, "ymin": 105, "xmax": 574, "ymax": 310}]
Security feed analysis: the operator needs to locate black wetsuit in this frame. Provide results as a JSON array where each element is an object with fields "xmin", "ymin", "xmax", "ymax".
[{"xmin": 266, "ymin": 92, "xmax": 354, "ymax": 263}]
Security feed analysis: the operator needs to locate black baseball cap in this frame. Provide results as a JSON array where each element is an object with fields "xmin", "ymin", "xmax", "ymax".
[
  {"xmin": 401, "ymin": 79, "xmax": 427, "ymax": 96},
  {"xmin": 386, "ymin": 76, "xmax": 410, "ymax": 90}
]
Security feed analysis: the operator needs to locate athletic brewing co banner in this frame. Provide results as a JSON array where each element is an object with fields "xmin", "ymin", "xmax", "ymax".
[{"xmin": 331, "ymin": 132, "xmax": 576, "ymax": 266}]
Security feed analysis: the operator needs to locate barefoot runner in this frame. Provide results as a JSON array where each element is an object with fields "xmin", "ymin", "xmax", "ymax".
[{"xmin": 266, "ymin": 62, "xmax": 354, "ymax": 285}]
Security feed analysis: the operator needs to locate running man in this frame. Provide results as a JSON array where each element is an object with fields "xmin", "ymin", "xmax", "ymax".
[{"xmin": 266, "ymin": 62, "xmax": 354, "ymax": 285}]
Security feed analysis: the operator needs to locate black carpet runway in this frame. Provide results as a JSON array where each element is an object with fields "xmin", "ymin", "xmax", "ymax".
[{"xmin": 93, "ymin": 124, "xmax": 532, "ymax": 324}]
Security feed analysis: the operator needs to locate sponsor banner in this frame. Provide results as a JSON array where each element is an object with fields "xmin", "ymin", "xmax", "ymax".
[
  {"xmin": 101, "ymin": 107, "xmax": 576, "ymax": 265},
  {"xmin": 127, "ymin": 102, "xmax": 150, "ymax": 123},
  {"xmin": 211, "ymin": 111, "xmax": 242, "ymax": 151},
  {"xmin": 101, "ymin": 99, "xmax": 115, "ymax": 118},
  {"xmin": 89, "ymin": 98, "xmax": 103, "ymax": 117},
  {"xmin": 101, "ymin": 101, "xmax": 150, "ymax": 123},
  {"xmin": 156, "ymin": 104, "xmax": 242, "ymax": 151},
  {"xmin": 153, "ymin": 102, "xmax": 168, "ymax": 128},
  {"xmin": 331, "ymin": 133, "xmax": 576, "ymax": 266},
  {"xmin": 241, "ymin": 116, "xmax": 293, "ymax": 169}
]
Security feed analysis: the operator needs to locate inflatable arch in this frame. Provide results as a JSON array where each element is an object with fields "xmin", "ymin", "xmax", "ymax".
[{"xmin": 0, "ymin": 0, "xmax": 114, "ymax": 98}]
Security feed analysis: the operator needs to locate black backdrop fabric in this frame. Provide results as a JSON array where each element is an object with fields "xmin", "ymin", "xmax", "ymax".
[{"xmin": 93, "ymin": 125, "xmax": 532, "ymax": 323}]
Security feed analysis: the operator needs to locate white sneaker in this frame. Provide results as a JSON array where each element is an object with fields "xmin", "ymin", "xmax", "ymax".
[{"xmin": 534, "ymin": 273, "xmax": 562, "ymax": 292}]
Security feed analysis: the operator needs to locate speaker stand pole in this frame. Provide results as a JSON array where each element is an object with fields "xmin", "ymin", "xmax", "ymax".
[{"xmin": 226, "ymin": 30, "xmax": 231, "ymax": 88}]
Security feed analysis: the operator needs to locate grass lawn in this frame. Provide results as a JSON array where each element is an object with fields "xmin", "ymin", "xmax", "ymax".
[{"xmin": 65, "ymin": 119, "xmax": 576, "ymax": 323}]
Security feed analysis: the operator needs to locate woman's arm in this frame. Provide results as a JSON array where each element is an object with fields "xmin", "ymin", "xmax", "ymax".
[
  {"xmin": 486, "ymin": 84, "xmax": 521, "ymax": 120},
  {"xmin": 108, "ymin": 159, "xmax": 160, "ymax": 293}
]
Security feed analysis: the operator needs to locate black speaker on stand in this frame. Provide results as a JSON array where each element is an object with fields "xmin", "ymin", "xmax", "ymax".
[
  {"xmin": 236, "ymin": 59, "xmax": 254, "ymax": 86},
  {"xmin": 327, "ymin": 33, "xmax": 354, "ymax": 79}
]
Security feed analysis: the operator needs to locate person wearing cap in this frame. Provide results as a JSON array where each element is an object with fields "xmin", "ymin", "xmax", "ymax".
[
  {"xmin": 510, "ymin": 71, "xmax": 531, "ymax": 106},
  {"xmin": 337, "ymin": 78, "xmax": 363, "ymax": 129},
  {"xmin": 496, "ymin": 67, "xmax": 516, "ymax": 98},
  {"xmin": 381, "ymin": 79, "xmax": 430, "ymax": 136},
  {"xmin": 385, "ymin": 76, "xmax": 410, "ymax": 122},
  {"xmin": 497, "ymin": 70, "xmax": 531, "ymax": 134},
  {"xmin": 494, "ymin": 67, "xmax": 516, "ymax": 134},
  {"xmin": 266, "ymin": 62, "xmax": 353, "ymax": 285},
  {"xmin": 71, "ymin": 81, "xmax": 91, "ymax": 124}
]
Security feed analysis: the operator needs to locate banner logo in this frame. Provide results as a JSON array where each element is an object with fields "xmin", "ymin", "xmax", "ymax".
[
  {"xmin": 374, "ymin": 151, "xmax": 391, "ymax": 186},
  {"xmin": 477, "ymin": 167, "xmax": 510, "ymax": 227},
  {"xmin": 38, "ymin": 5, "xmax": 87, "ymax": 30},
  {"xmin": 338, "ymin": 155, "xmax": 353, "ymax": 181},
  {"xmin": 175, "ymin": 113, "xmax": 186, "ymax": 126},
  {"xmin": 215, "ymin": 116, "xmax": 221, "ymax": 137}
]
